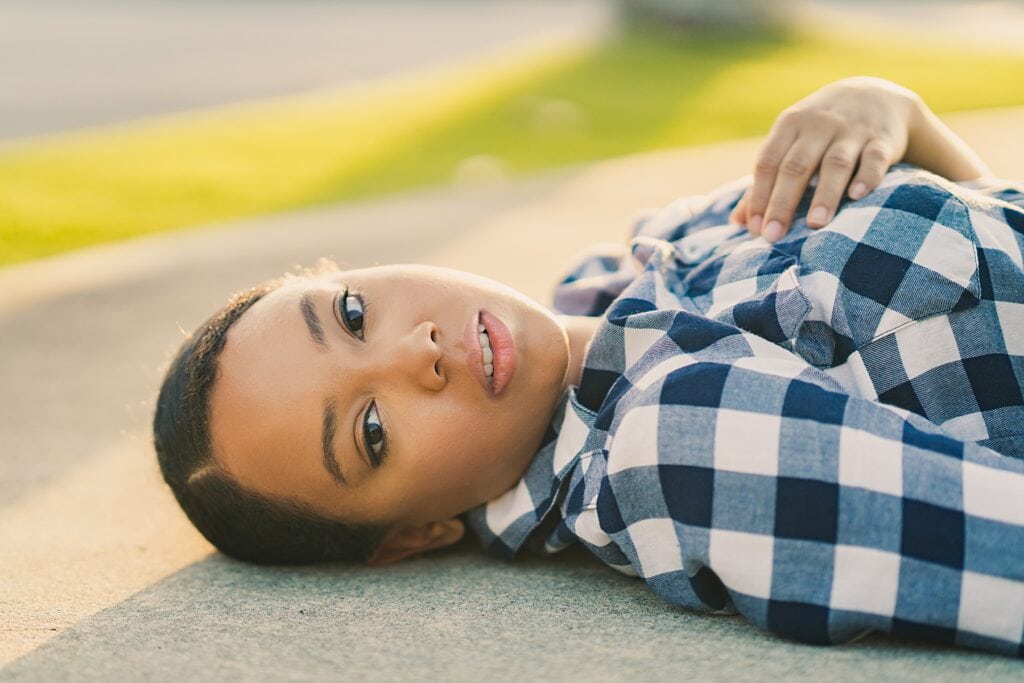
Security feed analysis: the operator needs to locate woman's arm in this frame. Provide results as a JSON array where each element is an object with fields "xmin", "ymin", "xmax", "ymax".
[
  {"xmin": 903, "ymin": 98, "xmax": 992, "ymax": 182},
  {"xmin": 731, "ymin": 77, "xmax": 992, "ymax": 242}
]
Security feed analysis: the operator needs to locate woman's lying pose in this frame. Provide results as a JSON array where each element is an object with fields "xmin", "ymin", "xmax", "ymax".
[{"xmin": 154, "ymin": 77, "xmax": 1024, "ymax": 657}]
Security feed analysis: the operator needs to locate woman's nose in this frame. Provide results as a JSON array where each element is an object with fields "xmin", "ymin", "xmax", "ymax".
[{"xmin": 394, "ymin": 320, "xmax": 445, "ymax": 391}]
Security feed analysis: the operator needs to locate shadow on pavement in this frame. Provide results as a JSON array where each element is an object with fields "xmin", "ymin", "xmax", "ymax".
[{"xmin": 3, "ymin": 541, "xmax": 1015, "ymax": 682}]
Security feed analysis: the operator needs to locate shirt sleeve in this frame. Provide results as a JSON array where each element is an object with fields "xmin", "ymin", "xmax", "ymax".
[
  {"xmin": 599, "ymin": 349, "xmax": 1024, "ymax": 657},
  {"xmin": 550, "ymin": 178, "xmax": 750, "ymax": 317},
  {"xmin": 957, "ymin": 176, "xmax": 1024, "ymax": 211},
  {"xmin": 551, "ymin": 242, "xmax": 640, "ymax": 317}
]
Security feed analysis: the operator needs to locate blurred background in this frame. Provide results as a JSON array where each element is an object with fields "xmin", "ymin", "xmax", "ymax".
[{"xmin": 4, "ymin": 0, "xmax": 1024, "ymax": 267}]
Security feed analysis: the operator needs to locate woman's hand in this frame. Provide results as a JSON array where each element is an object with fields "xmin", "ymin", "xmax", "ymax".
[{"xmin": 730, "ymin": 77, "xmax": 922, "ymax": 242}]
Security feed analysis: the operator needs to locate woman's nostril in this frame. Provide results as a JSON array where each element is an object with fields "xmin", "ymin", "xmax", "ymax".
[
  {"xmin": 434, "ymin": 361, "xmax": 441, "ymax": 377},
  {"xmin": 430, "ymin": 327, "xmax": 437, "ymax": 343}
]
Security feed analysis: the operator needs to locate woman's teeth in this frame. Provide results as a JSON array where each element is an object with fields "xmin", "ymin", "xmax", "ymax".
[{"xmin": 478, "ymin": 324, "xmax": 493, "ymax": 378}]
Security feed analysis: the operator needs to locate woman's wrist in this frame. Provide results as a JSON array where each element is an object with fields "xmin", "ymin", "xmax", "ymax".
[
  {"xmin": 903, "ymin": 96, "xmax": 991, "ymax": 181},
  {"xmin": 904, "ymin": 88, "xmax": 927, "ymax": 150}
]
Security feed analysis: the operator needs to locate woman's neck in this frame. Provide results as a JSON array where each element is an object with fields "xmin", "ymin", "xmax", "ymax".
[{"xmin": 556, "ymin": 314, "xmax": 602, "ymax": 390}]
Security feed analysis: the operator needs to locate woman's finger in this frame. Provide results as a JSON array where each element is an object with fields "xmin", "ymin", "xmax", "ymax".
[
  {"xmin": 745, "ymin": 123, "xmax": 799, "ymax": 235},
  {"xmin": 807, "ymin": 138, "xmax": 862, "ymax": 228},
  {"xmin": 730, "ymin": 192, "xmax": 748, "ymax": 227},
  {"xmin": 848, "ymin": 138, "xmax": 894, "ymax": 199},
  {"xmin": 761, "ymin": 133, "xmax": 832, "ymax": 241}
]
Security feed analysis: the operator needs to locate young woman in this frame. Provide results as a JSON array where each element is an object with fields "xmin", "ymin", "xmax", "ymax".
[{"xmin": 153, "ymin": 78, "xmax": 1024, "ymax": 657}]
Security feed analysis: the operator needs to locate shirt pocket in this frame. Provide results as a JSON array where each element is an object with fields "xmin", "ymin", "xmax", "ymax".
[
  {"xmin": 666, "ymin": 231, "xmax": 816, "ymax": 350},
  {"xmin": 794, "ymin": 209, "xmax": 982, "ymax": 368},
  {"xmin": 708, "ymin": 261, "xmax": 813, "ymax": 351}
]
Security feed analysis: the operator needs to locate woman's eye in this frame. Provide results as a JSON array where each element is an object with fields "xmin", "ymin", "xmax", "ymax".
[
  {"xmin": 338, "ymin": 289, "xmax": 365, "ymax": 340},
  {"xmin": 362, "ymin": 401, "xmax": 386, "ymax": 467}
]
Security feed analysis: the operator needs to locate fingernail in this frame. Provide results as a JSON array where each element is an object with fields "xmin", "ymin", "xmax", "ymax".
[
  {"xmin": 749, "ymin": 214, "xmax": 763, "ymax": 234},
  {"xmin": 809, "ymin": 206, "xmax": 828, "ymax": 225},
  {"xmin": 763, "ymin": 220, "xmax": 784, "ymax": 242},
  {"xmin": 850, "ymin": 182, "xmax": 867, "ymax": 199}
]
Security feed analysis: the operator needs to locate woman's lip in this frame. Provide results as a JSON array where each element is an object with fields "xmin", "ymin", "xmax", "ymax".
[
  {"xmin": 464, "ymin": 312, "xmax": 492, "ymax": 396},
  {"xmin": 480, "ymin": 310, "xmax": 516, "ymax": 396}
]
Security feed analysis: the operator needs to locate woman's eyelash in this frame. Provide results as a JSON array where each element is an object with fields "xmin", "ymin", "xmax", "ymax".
[
  {"xmin": 337, "ymin": 285, "xmax": 386, "ymax": 467},
  {"xmin": 362, "ymin": 401, "xmax": 387, "ymax": 468},
  {"xmin": 337, "ymin": 287, "xmax": 368, "ymax": 340}
]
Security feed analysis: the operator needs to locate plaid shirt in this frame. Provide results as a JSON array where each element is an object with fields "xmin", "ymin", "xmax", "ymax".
[{"xmin": 465, "ymin": 165, "xmax": 1024, "ymax": 657}]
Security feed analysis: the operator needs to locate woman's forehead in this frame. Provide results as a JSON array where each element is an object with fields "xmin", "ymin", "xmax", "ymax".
[
  {"xmin": 216, "ymin": 282, "xmax": 333, "ymax": 405},
  {"xmin": 231, "ymin": 274, "xmax": 339, "ymax": 338},
  {"xmin": 208, "ymin": 284, "xmax": 328, "ymax": 484}
]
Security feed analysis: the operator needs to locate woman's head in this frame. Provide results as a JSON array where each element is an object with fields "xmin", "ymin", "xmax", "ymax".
[{"xmin": 154, "ymin": 262, "xmax": 571, "ymax": 564}]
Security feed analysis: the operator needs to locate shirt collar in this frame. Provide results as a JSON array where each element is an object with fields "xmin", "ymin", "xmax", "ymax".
[{"xmin": 465, "ymin": 388, "xmax": 594, "ymax": 558}]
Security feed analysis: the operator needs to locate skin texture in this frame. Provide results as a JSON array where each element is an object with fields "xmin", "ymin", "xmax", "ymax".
[{"xmin": 208, "ymin": 264, "xmax": 596, "ymax": 564}]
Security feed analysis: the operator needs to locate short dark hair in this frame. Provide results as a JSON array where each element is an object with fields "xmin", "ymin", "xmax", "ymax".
[{"xmin": 153, "ymin": 278, "xmax": 385, "ymax": 564}]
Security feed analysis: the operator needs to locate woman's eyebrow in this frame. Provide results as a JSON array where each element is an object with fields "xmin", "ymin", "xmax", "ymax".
[
  {"xmin": 321, "ymin": 399, "xmax": 346, "ymax": 487},
  {"xmin": 303, "ymin": 289, "xmax": 354, "ymax": 488},
  {"xmin": 299, "ymin": 291, "xmax": 328, "ymax": 350}
]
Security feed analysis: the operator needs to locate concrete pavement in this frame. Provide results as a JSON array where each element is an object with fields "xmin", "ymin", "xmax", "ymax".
[
  {"xmin": 800, "ymin": 0, "xmax": 1024, "ymax": 53},
  {"xmin": 2, "ymin": 107, "xmax": 1024, "ymax": 680}
]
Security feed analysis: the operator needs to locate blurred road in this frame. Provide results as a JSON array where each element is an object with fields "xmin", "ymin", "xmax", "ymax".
[
  {"xmin": 1, "ymin": 106, "xmax": 1023, "ymax": 679},
  {"xmin": 803, "ymin": 0, "xmax": 1024, "ymax": 52},
  {"xmin": 0, "ymin": 0, "xmax": 612, "ymax": 140},
  {"xmin": 5, "ymin": 0, "xmax": 1023, "ymax": 141}
]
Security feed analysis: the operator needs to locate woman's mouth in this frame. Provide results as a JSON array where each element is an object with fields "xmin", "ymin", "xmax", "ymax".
[{"xmin": 465, "ymin": 310, "xmax": 517, "ymax": 396}]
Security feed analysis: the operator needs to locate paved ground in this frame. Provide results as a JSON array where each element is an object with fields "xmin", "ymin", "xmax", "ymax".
[
  {"xmin": 1, "ymin": 104, "xmax": 1023, "ymax": 680},
  {"xmin": 802, "ymin": 0, "xmax": 1024, "ymax": 52},
  {"xmin": 0, "ymin": 0, "xmax": 611, "ymax": 140}
]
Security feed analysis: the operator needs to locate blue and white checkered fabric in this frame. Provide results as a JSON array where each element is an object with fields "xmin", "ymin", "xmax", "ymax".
[{"xmin": 465, "ymin": 166, "xmax": 1024, "ymax": 657}]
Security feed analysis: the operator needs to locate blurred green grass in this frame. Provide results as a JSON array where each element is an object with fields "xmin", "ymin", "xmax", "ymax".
[{"xmin": 4, "ymin": 23, "xmax": 1024, "ymax": 266}]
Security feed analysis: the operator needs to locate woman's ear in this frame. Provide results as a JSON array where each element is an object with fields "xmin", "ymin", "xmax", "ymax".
[{"xmin": 366, "ymin": 518, "xmax": 465, "ymax": 566}]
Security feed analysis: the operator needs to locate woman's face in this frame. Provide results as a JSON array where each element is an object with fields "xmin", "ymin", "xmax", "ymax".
[{"xmin": 208, "ymin": 264, "xmax": 570, "ymax": 530}]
